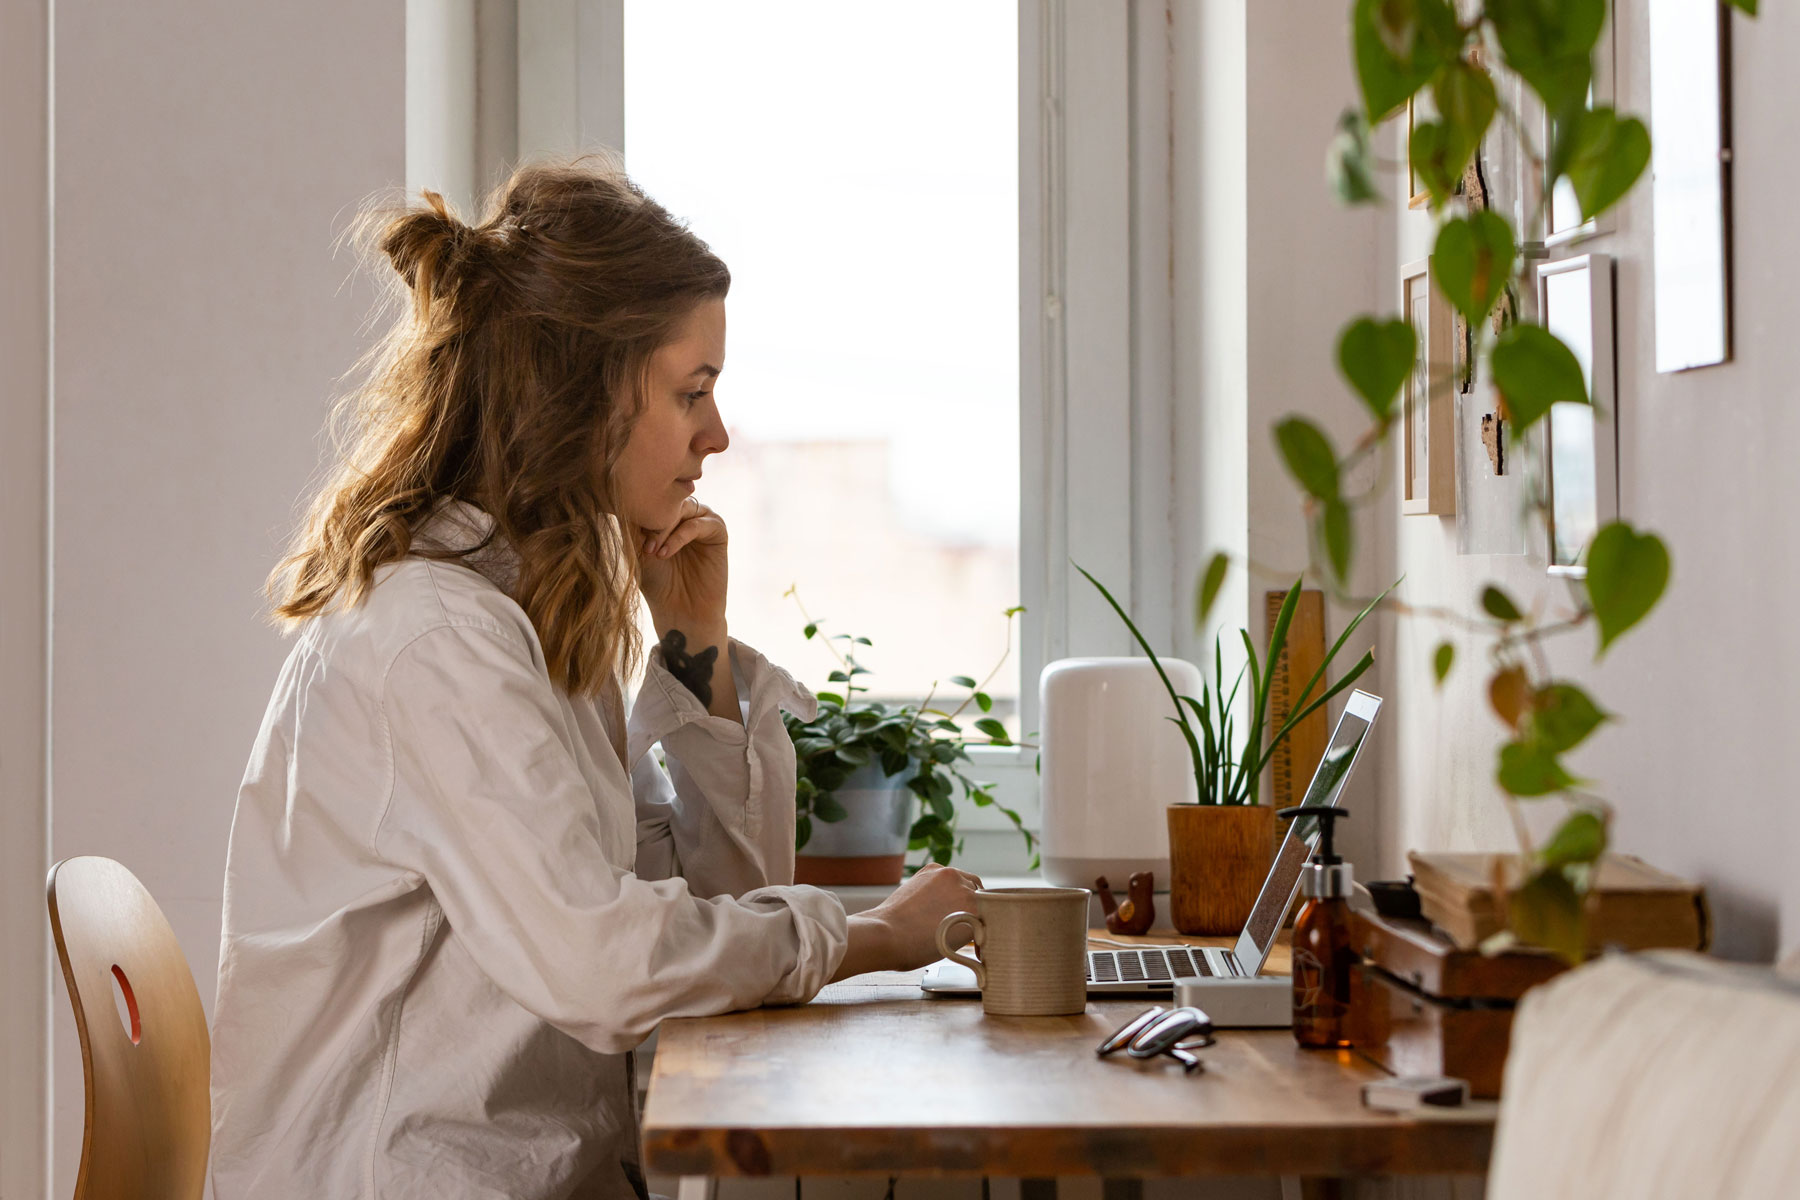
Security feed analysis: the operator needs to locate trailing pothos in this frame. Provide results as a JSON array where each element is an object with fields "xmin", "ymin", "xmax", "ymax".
[
  {"xmin": 1260, "ymin": 0, "xmax": 1757, "ymax": 962},
  {"xmin": 781, "ymin": 588, "xmax": 1037, "ymax": 873}
]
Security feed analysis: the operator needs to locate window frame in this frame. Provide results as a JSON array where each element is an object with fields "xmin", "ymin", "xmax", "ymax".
[{"xmin": 532, "ymin": 0, "xmax": 1179, "ymax": 846}]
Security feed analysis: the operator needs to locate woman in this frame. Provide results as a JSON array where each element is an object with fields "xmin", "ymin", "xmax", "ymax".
[{"xmin": 209, "ymin": 159, "xmax": 980, "ymax": 1200}]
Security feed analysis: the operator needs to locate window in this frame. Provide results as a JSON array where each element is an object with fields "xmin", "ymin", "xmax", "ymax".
[{"xmin": 624, "ymin": 2, "xmax": 1023, "ymax": 729}]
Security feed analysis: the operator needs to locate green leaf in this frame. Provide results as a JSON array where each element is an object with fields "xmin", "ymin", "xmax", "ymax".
[
  {"xmin": 1432, "ymin": 212, "xmax": 1515, "ymax": 324},
  {"xmin": 1321, "ymin": 499, "xmax": 1353, "ymax": 583},
  {"xmin": 803, "ymin": 623, "xmax": 818, "ymax": 639},
  {"xmin": 1408, "ymin": 119, "xmax": 1463, "ymax": 208},
  {"xmin": 1559, "ymin": 107, "xmax": 1651, "ymax": 222},
  {"xmin": 1497, "ymin": 740, "xmax": 1576, "ymax": 797},
  {"xmin": 1486, "ymin": 0, "xmax": 1604, "ymax": 114},
  {"xmin": 1481, "ymin": 585, "xmax": 1523, "ymax": 622},
  {"xmin": 1195, "ymin": 552, "xmax": 1230, "ymax": 630},
  {"xmin": 1274, "ymin": 417, "xmax": 1340, "ymax": 501},
  {"xmin": 1509, "ymin": 864, "xmax": 1587, "ymax": 964},
  {"xmin": 834, "ymin": 746, "xmax": 873, "ymax": 769},
  {"xmin": 813, "ymin": 792, "xmax": 849, "ymax": 822},
  {"xmin": 1528, "ymin": 683, "xmax": 1609, "ymax": 753},
  {"xmin": 853, "ymin": 636, "xmax": 873, "ymax": 646},
  {"xmin": 974, "ymin": 691, "xmax": 993, "ymax": 713},
  {"xmin": 1337, "ymin": 317, "xmax": 1416, "ymax": 422},
  {"xmin": 1585, "ymin": 522, "xmax": 1671, "ymax": 655},
  {"xmin": 1431, "ymin": 60, "xmax": 1497, "ymax": 164},
  {"xmin": 1491, "ymin": 324, "xmax": 1589, "ymax": 432},
  {"xmin": 1727, "ymin": 0, "xmax": 1758, "ymax": 14},
  {"xmin": 813, "ymin": 691, "xmax": 844, "ymax": 707},
  {"xmin": 1326, "ymin": 108, "xmax": 1382, "ymax": 205},
  {"xmin": 795, "ymin": 814, "xmax": 813, "ymax": 849},
  {"xmin": 1433, "ymin": 642, "xmax": 1455, "ymax": 686},
  {"xmin": 1539, "ymin": 810, "xmax": 1607, "ymax": 869},
  {"xmin": 827, "ymin": 670, "xmax": 850, "ymax": 683},
  {"xmin": 973, "ymin": 717, "xmax": 1011, "ymax": 745},
  {"xmin": 1351, "ymin": 0, "xmax": 1460, "ymax": 122},
  {"xmin": 949, "ymin": 675, "xmax": 978, "ymax": 688}
]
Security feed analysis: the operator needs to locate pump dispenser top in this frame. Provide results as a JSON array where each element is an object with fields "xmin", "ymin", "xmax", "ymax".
[{"xmin": 1277, "ymin": 806, "xmax": 1352, "ymax": 899}]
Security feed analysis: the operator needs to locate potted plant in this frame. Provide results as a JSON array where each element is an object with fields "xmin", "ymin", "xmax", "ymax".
[
  {"xmin": 783, "ymin": 591, "xmax": 1036, "ymax": 885},
  {"xmin": 1077, "ymin": 565, "xmax": 1388, "ymax": 933}
]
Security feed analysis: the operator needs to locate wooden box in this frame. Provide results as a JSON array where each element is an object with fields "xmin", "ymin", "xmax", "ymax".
[{"xmin": 1347, "ymin": 910, "xmax": 1566, "ymax": 1099}]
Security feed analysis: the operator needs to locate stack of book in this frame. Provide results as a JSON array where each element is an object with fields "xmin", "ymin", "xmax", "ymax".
[{"xmin": 1406, "ymin": 851, "xmax": 1709, "ymax": 953}]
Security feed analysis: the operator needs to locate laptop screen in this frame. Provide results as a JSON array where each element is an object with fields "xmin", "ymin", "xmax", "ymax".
[{"xmin": 1230, "ymin": 689, "xmax": 1382, "ymax": 972}]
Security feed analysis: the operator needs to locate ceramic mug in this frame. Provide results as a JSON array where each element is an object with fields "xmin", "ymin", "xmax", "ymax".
[{"xmin": 934, "ymin": 887, "xmax": 1090, "ymax": 1016}]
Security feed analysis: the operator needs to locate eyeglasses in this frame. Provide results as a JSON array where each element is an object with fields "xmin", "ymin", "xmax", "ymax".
[{"xmin": 1095, "ymin": 1005, "xmax": 1215, "ymax": 1074}]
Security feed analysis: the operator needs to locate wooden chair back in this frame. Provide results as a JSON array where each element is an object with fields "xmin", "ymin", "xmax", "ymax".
[{"xmin": 47, "ymin": 856, "xmax": 210, "ymax": 1200}]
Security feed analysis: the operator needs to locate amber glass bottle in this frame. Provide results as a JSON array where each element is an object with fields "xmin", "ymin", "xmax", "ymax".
[{"xmin": 1278, "ymin": 805, "xmax": 1356, "ymax": 1049}]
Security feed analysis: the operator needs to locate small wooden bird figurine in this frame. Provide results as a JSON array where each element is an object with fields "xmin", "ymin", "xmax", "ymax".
[{"xmin": 1093, "ymin": 871, "xmax": 1156, "ymax": 936}]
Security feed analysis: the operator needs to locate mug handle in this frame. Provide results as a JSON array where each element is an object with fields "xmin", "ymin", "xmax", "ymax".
[{"xmin": 936, "ymin": 910, "xmax": 986, "ymax": 989}]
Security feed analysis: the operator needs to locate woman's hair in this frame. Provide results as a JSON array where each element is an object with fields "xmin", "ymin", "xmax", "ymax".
[{"xmin": 269, "ymin": 155, "xmax": 730, "ymax": 694}]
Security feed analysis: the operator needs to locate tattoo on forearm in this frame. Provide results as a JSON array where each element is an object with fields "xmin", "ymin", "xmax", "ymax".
[{"xmin": 660, "ymin": 629, "xmax": 718, "ymax": 706}]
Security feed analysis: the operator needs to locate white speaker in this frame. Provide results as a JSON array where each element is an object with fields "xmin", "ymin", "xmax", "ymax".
[{"xmin": 1037, "ymin": 656, "xmax": 1202, "ymax": 889}]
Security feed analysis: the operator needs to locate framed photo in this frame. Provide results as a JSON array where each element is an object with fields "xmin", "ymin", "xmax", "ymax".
[
  {"xmin": 1648, "ymin": 0, "xmax": 1732, "ymax": 371},
  {"xmin": 1537, "ymin": 254, "xmax": 1617, "ymax": 576},
  {"xmin": 1543, "ymin": 8, "xmax": 1616, "ymax": 247},
  {"xmin": 1401, "ymin": 258, "xmax": 1456, "ymax": 516},
  {"xmin": 1406, "ymin": 97, "xmax": 1430, "ymax": 210}
]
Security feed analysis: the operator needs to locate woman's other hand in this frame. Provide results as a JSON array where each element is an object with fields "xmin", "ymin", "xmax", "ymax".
[{"xmin": 831, "ymin": 863, "xmax": 985, "ymax": 981}]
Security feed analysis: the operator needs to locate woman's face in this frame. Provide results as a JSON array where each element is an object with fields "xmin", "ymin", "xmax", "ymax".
[{"xmin": 616, "ymin": 297, "xmax": 729, "ymax": 532}]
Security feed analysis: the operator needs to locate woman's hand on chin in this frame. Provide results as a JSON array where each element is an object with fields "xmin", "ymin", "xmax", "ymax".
[{"xmin": 638, "ymin": 497, "xmax": 729, "ymax": 629}]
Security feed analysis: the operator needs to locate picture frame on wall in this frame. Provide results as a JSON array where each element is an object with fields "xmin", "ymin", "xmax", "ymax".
[
  {"xmin": 1401, "ymin": 257, "xmax": 1456, "ymax": 516},
  {"xmin": 1543, "ymin": 6, "xmax": 1616, "ymax": 247},
  {"xmin": 1406, "ymin": 96, "xmax": 1430, "ymax": 210},
  {"xmin": 1648, "ymin": 0, "xmax": 1733, "ymax": 371},
  {"xmin": 1536, "ymin": 254, "xmax": 1617, "ymax": 576}
]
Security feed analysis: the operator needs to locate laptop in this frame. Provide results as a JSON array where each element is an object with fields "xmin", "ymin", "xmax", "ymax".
[{"xmin": 920, "ymin": 689, "xmax": 1381, "ymax": 998}]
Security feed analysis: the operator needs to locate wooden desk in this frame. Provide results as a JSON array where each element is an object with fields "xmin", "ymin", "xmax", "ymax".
[{"xmin": 642, "ymin": 936, "xmax": 1496, "ymax": 1184}]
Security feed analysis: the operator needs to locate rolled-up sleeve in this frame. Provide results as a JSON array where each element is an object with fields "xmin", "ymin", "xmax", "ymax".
[
  {"xmin": 628, "ymin": 639, "xmax": 820, "ymax": 901},
  {"xmin": 374, "ymin": 621, "xmax": 846, "ymax": 1055}
]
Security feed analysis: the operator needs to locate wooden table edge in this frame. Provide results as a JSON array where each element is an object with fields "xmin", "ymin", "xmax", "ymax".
[{"xmin": 641, "ymin": 1111, "xmax": 1497, "ymax": 1179}]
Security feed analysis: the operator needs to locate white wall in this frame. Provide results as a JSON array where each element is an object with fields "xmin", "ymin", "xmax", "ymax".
[
  {"xmin": 1370, "ymin": 3, "xmax": 1797, "ymax": 961},
  {"xmin": 1170, "ymin": 1, "xmax": 1385, "ymax": 873},
  {"xmin": 46, "ymin": 1, "xmax": 404, "ymax": 1191},
  {"xmin": 1, "ymin": 0, "xmax": 52, "ymax": 1194}
]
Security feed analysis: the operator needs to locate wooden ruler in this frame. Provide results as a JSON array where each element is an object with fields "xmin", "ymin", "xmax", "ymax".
[{"xmin": 1264, "ymin": 588, "xmax": 1328, "ymax": 809}]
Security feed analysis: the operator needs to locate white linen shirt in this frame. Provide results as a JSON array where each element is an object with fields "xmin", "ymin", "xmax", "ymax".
[{"xmin": 209, "ymin": 504, "xmax": 848, "ymax": 1200}]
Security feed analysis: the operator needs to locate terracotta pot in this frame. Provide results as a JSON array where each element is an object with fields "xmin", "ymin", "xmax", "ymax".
[{"xmin": 1166, "ymin": 803, "xmax": 1277, "ymax": 935}]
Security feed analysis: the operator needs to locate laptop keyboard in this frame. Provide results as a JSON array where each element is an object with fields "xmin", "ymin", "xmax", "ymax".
[{"xmin": 1087, "ymin": 946, "xmax": 1245, "ymax": 986}]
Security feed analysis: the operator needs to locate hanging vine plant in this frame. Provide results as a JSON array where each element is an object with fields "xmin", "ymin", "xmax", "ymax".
[{"xmin": 1221, "ymin": 0, "xmax": 1761, "ymax": 962}]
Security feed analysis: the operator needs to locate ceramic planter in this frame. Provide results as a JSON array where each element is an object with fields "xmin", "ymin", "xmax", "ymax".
[
  {"xmin": 794, "ymin": 764, "xmax": 914, "ymax": 886},
  {"xmin": 1166, "ymin": 803, "xmax": 1276, "ymax": 935}
]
